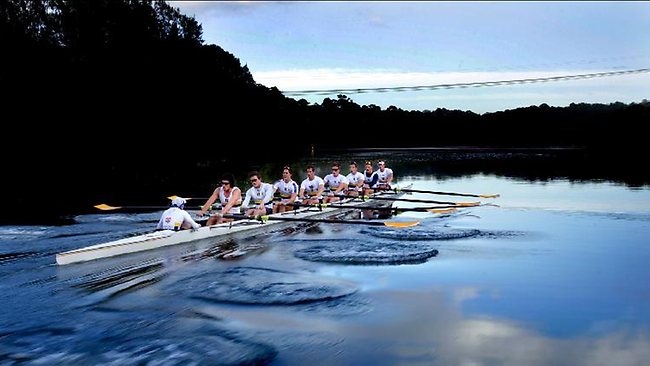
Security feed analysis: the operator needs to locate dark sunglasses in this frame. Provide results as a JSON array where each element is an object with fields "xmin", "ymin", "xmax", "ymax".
[
  {"xmin": 250, "ymin": 178, "xmax": 259, "ymax": 183},
  {"xmin": 221, "ymin": 181, "xmax": 230, "ymax": 185}
]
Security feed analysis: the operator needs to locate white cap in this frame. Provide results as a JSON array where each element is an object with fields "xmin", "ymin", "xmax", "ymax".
[{"xmin": 171, "ymin": 197, "xmax": 186, "ymax": 208}]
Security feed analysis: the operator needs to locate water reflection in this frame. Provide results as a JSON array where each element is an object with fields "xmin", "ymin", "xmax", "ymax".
[{"xmin": 2, "ymin": 161, "xmax": 650, "ymax": 365}]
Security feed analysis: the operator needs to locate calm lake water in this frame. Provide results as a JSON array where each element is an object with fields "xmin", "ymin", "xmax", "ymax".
[{"xmin": 1, "ymin": 154, "xmax": 650, "ymax": 365}]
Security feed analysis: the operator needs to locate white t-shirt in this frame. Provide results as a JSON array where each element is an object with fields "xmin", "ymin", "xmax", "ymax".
[
  {"xmin": 346, "ymin": 171, "xmax": 365, "ymax": 190},
  {"xmin": 300, "ymin": 176, "xmax": 325, "ymax": 197},
  {"xmin": 323, "ymin": 173, "xmax": 349, "ymax": 193},
  {"xmin": 274, "ymin": 179, "xmax": 299, "ymax": 199},
  {"xmin": 156, "ymin": 207, "xmax": 200, "ymax": 230},
  {"xmin": 242, "ymin": 183, "xmax": 275, "ymax": 208},
  {"xmin": 376, "ymin": 167, "xmax": 393, "ymax": 183}
]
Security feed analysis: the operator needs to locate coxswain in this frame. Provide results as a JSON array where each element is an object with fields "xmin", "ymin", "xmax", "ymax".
[{"xmin": 156, "ymin": 197, "xmax": 201, "ymax": 231}]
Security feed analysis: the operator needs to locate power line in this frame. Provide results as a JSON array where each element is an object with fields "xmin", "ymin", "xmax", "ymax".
[{"xmin": 282, "ymin": 68, "xmax": 650, "ymax": 97}]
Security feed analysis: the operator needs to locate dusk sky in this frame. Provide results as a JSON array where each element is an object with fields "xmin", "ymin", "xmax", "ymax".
[{"xmin": 169, "ymin": 1, "xmax": 650, "ymax": 113}]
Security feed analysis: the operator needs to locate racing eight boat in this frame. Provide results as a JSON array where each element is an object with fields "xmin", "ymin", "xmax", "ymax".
[{"xmin": 56, "ymin": 185, "xmax": 413, "ymax": 265}]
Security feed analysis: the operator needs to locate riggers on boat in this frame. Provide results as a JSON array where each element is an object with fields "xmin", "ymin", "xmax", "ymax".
[{"xmin": 55, "ymin": 185, "xmax": 412, "ymax": 265}]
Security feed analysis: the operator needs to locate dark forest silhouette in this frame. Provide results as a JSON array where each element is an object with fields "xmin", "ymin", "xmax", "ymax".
[{"xmin": 2, "ymin": 0, "xmax": 649, "ymax": 223}]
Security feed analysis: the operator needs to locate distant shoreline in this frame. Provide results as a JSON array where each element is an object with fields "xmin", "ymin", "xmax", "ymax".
[{"xmin": 331, "ymin": 147, "xmax": 586, "ymax": 152}]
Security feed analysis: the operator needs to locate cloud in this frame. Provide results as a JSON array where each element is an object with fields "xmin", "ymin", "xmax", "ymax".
[
  {"xmin": 333, "ymin": 289, "xmax": 650, "ymax": 365},
  {"xmin": 168, "ymin": 1, "xmax": 271, "ymax": 17}
]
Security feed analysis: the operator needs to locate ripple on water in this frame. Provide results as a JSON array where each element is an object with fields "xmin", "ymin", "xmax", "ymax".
[
  {"xmin": 0, "ymin": 227, "xmax": 49, "ymax": 241},
  {"xmin": 361, "ymin": 226, "xmax": 482, "ymax": 241},
  {"xmin": 294, "ymin": 241, "xmax": 439, "ymax": 265},
  {"xmin": 167, "ymin": 267, "xmax": 358, "ymax": 305},
  {"xmin": 0, "ymin": 324, "xmax": 277, "ymax": 365}
]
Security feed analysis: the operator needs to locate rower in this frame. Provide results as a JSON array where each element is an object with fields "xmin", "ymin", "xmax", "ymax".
[
  {"xmin": 156, "ymin": 197, "xmax": 201, "ymax": 231},
  {"xmin": 198, "ymin": 173, "xmax": 242, "ymax": 225},
  {"xmin": 359, "ymin": 160, "xmax": 381, "ymax": 219},
  {"xmin": 273, "ymin": 165, "xmax": 299, "ymax": 213},
  {"xmin": 242, "ymin": 171, "xmax": 275, "ymax": 216},
  {"xmin": 299, "ymin": 165, "xmax": 325, "ymax": 205},
  {"xmin": 376, "ymin": 160, "xmax": 394, "ymax": 189},
  {"xmin": 346, "ymin": 161, "xmax": 365, "ymax": 196},
  {"xmin": 323, "ymin": 162, "xmax": 349, "ymax": 203},
  {"xmin": 362, "ymin": 160, "xmax": 379, "ymax": 196}
]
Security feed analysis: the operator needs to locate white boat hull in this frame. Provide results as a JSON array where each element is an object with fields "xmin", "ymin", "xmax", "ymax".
[{"xmin": 56, "ymin": 187, "xmax": 409, "ymax": 265}]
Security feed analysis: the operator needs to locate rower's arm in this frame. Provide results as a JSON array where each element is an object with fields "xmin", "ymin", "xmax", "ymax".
[
  {"xmin": 241, "ymin": 189, "xmax": 252, "ymax": 208},
  {"xmin": 288, "ymin": 182, "xmax": 298, "ymax": 203},
  {"xmin": 263, "ymin": 184, "xmax": 274, "ymax": 203},
  {"xmin": 182, "ymin": 210, "xmax": 201, "ymax": 230},
  {"xmin": 336, "ymin": 177, "xmax": 349, "ymax": 194},
  {"xmin": 200, "ymin": 188, "xmax": 219, "ymax": 215}
]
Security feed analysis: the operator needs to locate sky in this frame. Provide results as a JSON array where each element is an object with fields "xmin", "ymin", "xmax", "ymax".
[{"xmin": 169, "ymin": 1, "xmax": 650, "ymax": 113}]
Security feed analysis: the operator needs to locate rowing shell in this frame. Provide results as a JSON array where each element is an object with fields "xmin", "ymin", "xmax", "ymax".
[{"xmin": 55, "ymin": 185, "xmax": 411, "ymax": 265}]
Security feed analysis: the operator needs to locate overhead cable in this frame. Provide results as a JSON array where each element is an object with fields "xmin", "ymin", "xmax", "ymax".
[{"xmin": 282, "ymin": 68, "xmax": 650, "ymax": 97}]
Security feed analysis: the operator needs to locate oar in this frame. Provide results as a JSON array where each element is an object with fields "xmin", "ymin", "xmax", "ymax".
[
  {"xmin": 167, "ymin": 195, "xmax": 209, "ymax": 201},
  {"xmin": 222, "ymin": 214, "xmax": 419, "ymax": 228},
  {"xmin": 341, "ymin": 194, "xmax": 480, "ymax": 206},
  {"xmin": 94, "ymin": 203, "xmax": 201, "ymax": 211},
  {"xmin": 286, "ymin": 202, "xmax": 465, "ymax": 212},
  {"xmin": 374, "ymin": 186, "xmax": 500, "ymax": 198},
  {"xmin": 94, "ymin": 204, "xmax": 172, "ymax": 211}
]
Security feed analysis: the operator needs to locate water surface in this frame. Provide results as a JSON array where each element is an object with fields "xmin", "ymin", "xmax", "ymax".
[{"xmin": 1, "ymin": 168, "xmax": 649, "ymax": 365}]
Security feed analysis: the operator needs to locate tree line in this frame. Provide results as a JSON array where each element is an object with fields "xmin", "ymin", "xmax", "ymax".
[{"xmin": 2, "ymin": 0, "xmax": 648, "ymax": 223}]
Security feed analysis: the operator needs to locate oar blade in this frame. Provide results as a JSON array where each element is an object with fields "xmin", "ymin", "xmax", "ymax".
[
  {"xmin": 479, "ymin": 194, "xmax": 500, "ymax": 198},
  {"xmin": 94, "ymin": 204, "xmax": 121, "ymax": 211},
  {"xmin": 427, "ymin": 208, "xmax": 457, "ymax": 214},
  {"xmin": 456, "ymin": 201, "xmax": 480, "ymax": 207},
  {"xmin": 167, "ymin": 195, "xmax": 193, "ymax": 201},
  {"xmin": 384, "ymin": 221, "xmax": 420, "ymax": 228}
]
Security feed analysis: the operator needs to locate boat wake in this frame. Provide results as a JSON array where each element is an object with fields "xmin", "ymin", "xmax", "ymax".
[
  {"xmin": 0, "ymin": 319, "xmax": 277, "ymax": 365},
  {"xmin": 166, "ymin": 266, "xmax": 359, "ymax": 305},
  {"xmin": 294, "ymin": 240, "xmax": 440, "ymax": 265}
]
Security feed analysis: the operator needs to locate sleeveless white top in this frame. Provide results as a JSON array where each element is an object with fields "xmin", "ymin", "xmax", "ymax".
[{"xmin": 218, "ymin": 187, "xmax": 242, "ymax": 214}]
